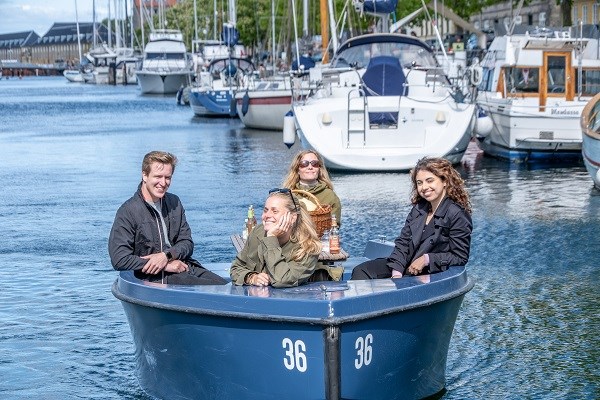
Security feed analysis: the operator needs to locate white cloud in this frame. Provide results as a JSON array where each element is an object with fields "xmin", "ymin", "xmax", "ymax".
[{"xmin": 0, "ymin": 1, "xmax": 109, "ymax": 35}]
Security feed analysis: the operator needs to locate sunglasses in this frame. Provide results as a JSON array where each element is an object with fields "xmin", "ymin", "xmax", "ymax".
[
  {"xmin": 299, "ymin": 159, "xmax": 320, "ymax": 168},
  {"xmin": 269, "ymin": 188, "xmax": 298, "ymax": 212}
]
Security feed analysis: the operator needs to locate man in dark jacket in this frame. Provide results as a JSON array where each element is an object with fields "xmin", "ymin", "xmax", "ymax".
[{"xmin": 108, "ymin": 151, "xmax": 226, "ymax": 285}]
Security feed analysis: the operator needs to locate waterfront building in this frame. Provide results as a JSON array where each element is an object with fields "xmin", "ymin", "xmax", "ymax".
[
  {"xmin": 469, "ymin": 0, "xmax": 563, "ymax": 32},
  {"xmin": 0, "ymin": 31, "xmax": 40, "ymax": 63},
  {"xmin": 0, "ymin": 23, "xmax": 110, "ymax": 76},
  {"xmin": 572, "ymin": 0, "xmax": 600, "ymax": 25}
]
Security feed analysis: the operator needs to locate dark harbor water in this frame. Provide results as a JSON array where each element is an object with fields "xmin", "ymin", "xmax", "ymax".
[{"xmin": 1, "ymin": 77, "xmax": 599, "ymax": 399}]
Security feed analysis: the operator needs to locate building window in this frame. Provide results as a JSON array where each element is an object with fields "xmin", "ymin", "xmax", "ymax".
[
  {"xmin": 582, "ymin": 5, "xmax": 588, "ymax": 24},
  {"xmin": 593, "ymin": 4, "xmax": 599, "ymax": 24},
  {"xmin": 573, "ymin": 6, "xmax": 579, "ymax": 24}
]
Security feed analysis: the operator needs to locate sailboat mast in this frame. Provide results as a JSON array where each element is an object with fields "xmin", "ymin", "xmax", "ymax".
[
  {"xmin": 107, "ymin": 0, "xmax": 112, "ymax": 47},
  {"xmin": 291, "ymin": 0, "xmax": 300, "ymax": 67},
  {"xmin": 93, "ymin": 0, "xmax": 97, "ymax": 48},
  {"xmin": 74, "ymin": 0, "xmax": 82, "ymax": 63},
  {"xmin": 303, "ymin": 0, "xmax": 308, "ymax": 38},
  {"xmin": 272, "ymin": 0, "xmax": 276, "ymax": 70},
  {"xmin": 320, "ymin": 0, "xmax": 328, "ymax": 63}
]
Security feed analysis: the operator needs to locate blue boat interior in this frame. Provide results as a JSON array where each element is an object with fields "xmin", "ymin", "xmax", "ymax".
[
  {"xmin": 113, "ymin": 240, "xmax": 473, "ymax": 324},
  {"xmin": 361, "ymin": 56, "xmax": 406, "ymax": 127}
]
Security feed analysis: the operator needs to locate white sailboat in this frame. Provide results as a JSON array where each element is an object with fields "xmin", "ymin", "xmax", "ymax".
[
  {"xmin": 63, "ymin": 0, "xmax": 84, "ymax": 83},
  {"xmin": 289, "ymin": 0, "xmax": 476, "ymax": 171}
]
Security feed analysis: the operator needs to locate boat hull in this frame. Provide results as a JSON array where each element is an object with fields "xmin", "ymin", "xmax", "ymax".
[
  {"xmin": 294, "ymin": 97, "xmax": 474, "ymax": 171},
  {"xmin": 113, "ymin": 260, "xmax": 473, "ymax": 400},
  {"xmin": 582, "ymin": 133, "xmax": 600, "ymax": 188},
  {"xmin": 137, "ymin": 71, "xmax": 193, "ymax": 94},
  {"xmin": 581, "ymin": 93, "xmax": 600, "ymax": 189},
  {"xmin": 63, "ymin": 70, "xmax": 83, "ymax": 82},
  {"xmin": 189, "ymin": 88, "xmax": 236, "ymax": 117},
  {"xmin": 236, "ymin": 91, "xmax": 292, "ymax": 130},
  {"xmin": 477, "ymin": 99, "xmax": 584, "ymax": 162}
]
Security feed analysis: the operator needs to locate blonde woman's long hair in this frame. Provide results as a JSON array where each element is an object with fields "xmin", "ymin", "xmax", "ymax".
[
  {"xmin": 409, "ymin": 157, "xmax": 472, "ymax": 214},
  {"xmin": 282, "ymin": 150, "xmax": 335, "ymax": 190},
  {"xmin": 269, "ymin": 191, "xmax": 322, "ymax": 260}
]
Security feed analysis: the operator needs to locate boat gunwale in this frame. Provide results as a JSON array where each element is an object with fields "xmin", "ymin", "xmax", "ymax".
[
  {"xmin": 112, "ymin": 267, "xmax": 474, "ymax": 326},
  {"xmin": 581, "ymin": 92, "xmax": 600, "ymax": 140}
]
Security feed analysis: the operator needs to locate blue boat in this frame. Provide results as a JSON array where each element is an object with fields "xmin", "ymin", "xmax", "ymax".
[
  {"xmin": 189, "ymin": 56, "xmax": 256, "ymax": 117},
  {"xmin": 581, "ymin": 92, "xmax": 600, "ymax": 189},
  {"xmin": 112, "ymin": 240, "xmax": 474, "ymax": 399}
]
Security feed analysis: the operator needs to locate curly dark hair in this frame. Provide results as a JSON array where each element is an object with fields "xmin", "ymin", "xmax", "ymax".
[{"xmin": 409, "ymin": 157, "xmax": 471, "ymax": 214}]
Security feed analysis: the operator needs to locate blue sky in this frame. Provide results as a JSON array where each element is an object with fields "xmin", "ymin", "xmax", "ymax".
[{"xmin": 0, "ymin": 1, "xmax": 112, "ymax": 36}]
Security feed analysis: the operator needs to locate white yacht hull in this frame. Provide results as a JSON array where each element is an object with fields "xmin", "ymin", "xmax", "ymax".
[
  {"xmin": 294, "ymin": 96, "xmax": 474, "ymax": 171},
  {"xmin": 63, "ymin": 70, "xmax": 83, "ymax": 82},
  {"xmin": 236, "ymin": 90, "xmax": 292, "ymax": 130},
  {"xmin": 137, "ymin": 71, "xmax": 193, "ymax": 94},
  {"xmin": 477, "ymin": 97, "xmax": 585, "ymax": 161}
]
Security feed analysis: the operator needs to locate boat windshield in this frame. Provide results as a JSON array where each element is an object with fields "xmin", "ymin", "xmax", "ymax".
[
  {"xmin": 146, "ymin": 52, "xmax": 186, "ymax": 60},
  {"xmin": 332, "ymin": 41, "xmax": 437, "ymax": 69}
]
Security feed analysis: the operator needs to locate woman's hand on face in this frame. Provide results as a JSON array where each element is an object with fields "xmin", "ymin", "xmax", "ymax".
[{"xmin": 266, "ymin": 211, "xmax": 294, "ymax": 238}]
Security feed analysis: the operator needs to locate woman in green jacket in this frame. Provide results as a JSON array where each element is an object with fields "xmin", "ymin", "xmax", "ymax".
[
  {"xmin": 282, "ymin": 150, "xmax": 342, "ymax": 225},
  {"xmin": 230, "ymin": 189, "xmax": 321, "ymax": 288}
]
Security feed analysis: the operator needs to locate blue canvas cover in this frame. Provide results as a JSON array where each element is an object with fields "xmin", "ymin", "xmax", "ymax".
[
  {"xmin": 292, "ymin": 55, "xmax": 316, "ymax": 71},
  {"xmin": 361, "ymin": 55, "xmax": 406, "ymax": 126},
  {"xmin": 221, "ymin": 25, "xmax": 239, "ymax": 47},
  {"xmin": 363, "ymin": 0, "xmax": 398, "ymax": 14}
]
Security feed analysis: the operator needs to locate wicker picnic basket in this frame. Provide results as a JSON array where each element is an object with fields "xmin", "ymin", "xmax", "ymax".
[{"xmin": 292, "ymin": 189, "xmax": 332, "ymax": 237}]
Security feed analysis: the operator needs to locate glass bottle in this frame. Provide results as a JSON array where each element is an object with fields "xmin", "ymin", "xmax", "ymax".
[
  {"xmin": 321, "ymin": 229, "xmax": 330, "ymax": 253},
  {"xmin": 329, "ymin": 216, "xmax": 340, "ymax": 254},
  {"xmin": 247, "ymin": 205, "xmax": 257, "ymax": 234},
  {"xmin": 242, "ymin": 218, "xmax": 249, "ymax": 240}
]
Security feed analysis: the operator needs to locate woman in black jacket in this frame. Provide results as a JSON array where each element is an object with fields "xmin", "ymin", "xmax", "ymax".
[{"xmin": 351, "ymin": 157, "xmax": 472, "ymax": 279}]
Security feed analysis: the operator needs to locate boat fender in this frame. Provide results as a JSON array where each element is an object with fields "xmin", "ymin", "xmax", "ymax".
[
  {"xmin": 470, "ymin": 65, "xmax": 483, "ymax": 87},
  {"xmin": 595, "ymin": 169, "xmax": 600, "ymax": 188},
  {"xmin": 229, "ymin": 97, "xmax": 237, "ymax": 117},
  {"xmin": 474, "ymin": 107, "xmax": 493, "ymax": 138},
  {"xmin": 241, "ymin": 91, "xmax": 250, "ymax": 116},
  {"xmin": 283, "ymin": 110, "xmax": 296, "ymax": 148},
  {"xmin": 176, "ymin": 86, "xmax": 184, "ymax": 106}
]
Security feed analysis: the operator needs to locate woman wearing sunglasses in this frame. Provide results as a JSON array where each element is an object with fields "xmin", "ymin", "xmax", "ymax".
[
  {"xmin": 351, "ymin": 157, "xmax": 472, "ymax": 280},
  {"xmin": 230, "ymin": 189, "xmax": 322, "ymax": 288},
  {"xmin": 282, "ymin": 150, "xmax": 342, "ymax": 226}
]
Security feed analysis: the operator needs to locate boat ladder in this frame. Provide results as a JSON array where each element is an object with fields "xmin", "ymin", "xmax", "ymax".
[{"xmin": 347, "ymin": 89, "xmax": 366, "ymax": 146}]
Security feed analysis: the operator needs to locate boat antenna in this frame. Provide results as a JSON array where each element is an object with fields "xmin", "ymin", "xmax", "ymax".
[{"xmin": 507, "ymin": 0, "xmax": 524, "ymax": 36}]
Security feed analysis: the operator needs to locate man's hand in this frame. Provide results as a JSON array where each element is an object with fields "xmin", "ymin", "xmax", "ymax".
[
  {"xmin": 140, "ymin": 252, "xmax": 169, "ymax": 275},
  {"xmin": 164, "ymin": 260, "xmax": 189, "ymax": 274}
]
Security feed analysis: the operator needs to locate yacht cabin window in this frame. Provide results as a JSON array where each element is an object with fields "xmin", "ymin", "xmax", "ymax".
[
  {"xmin": 331, "ymin": 41, "xmax": 437, "ymax": 70},
  {"xmin": 576, "ymin": 69, "xmax": 600, "ymax": 95},
  {"xmin": 506, "ymin": 67, "xmax": 540, "ymax": 93}
]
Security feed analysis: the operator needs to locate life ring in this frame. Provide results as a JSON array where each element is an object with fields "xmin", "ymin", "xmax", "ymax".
[{"xmin": 470, "ymin": 66, "xmax": 483, "ymax": 87}]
